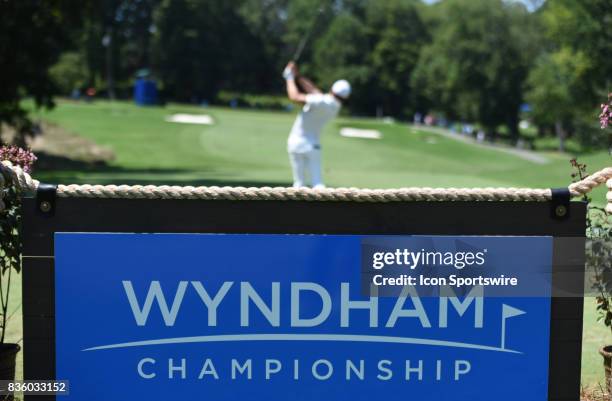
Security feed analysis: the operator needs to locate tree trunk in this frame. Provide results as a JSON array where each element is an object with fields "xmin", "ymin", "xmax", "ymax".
[
  {"xmin": 105, "ymin": 26, "xmax": 116, "ymax": 100},
  {"xmin": 554, "ymin": 121, "xmax": 566, "ymax": 152},
  {"xmin": 508, "ymin": 115, "xmax": 520, "ymax": 146}
]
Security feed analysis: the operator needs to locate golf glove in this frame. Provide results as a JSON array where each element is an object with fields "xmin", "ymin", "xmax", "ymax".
[{"xmin": 283, "ymin": 66, "xmax": 295, "ymax": 81}]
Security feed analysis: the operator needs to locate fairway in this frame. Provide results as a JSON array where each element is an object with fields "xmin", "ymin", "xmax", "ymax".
[{"xmin": 35, "ymin": 101, "xmax": 610, "ymax": 197}]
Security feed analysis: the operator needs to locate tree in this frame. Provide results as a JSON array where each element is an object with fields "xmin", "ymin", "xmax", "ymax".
[
  {"xmin": 525, "ymin": 50, "xmax": 591, "ymax": 151},
  {"xmin": 75, "ymin": 0, "xmax": 159, "ymax": 98},
  {"xmin": 411, "ymin": 0, "xmax": 532, "ymax": 140},
  {"xmin": 365, "ymin": 0, "xmax": 429, "ymax": 117},
  {"xmin": 542, "ymin": 0, "xmax": 612, "ymax": 96},
  {"xmin": 527, "ymin": 0, "xmax": 612, "ymax": 149},
  {"xmin": 309, "ymin": 0, "xmax": 429, "ymax": 117},
  {"xmin": 116, "ymin": 0, "xmax": 159, "ymax": 77},
  {"xmin": 238, "ymin": 0, "xmax": 290, "ymax": 92},
  {"xmin": 49, "ymin": 52, "xmax": 89, "ymax": 96},
  {"xmin": 0, "ymin": 1, "xmax": 87, "ymax": 145},
  {"xmin": 312, "ymin": 14, "xmax": 371, "ymax": 113},
  {"xmin": 152, "ymin": 0, "xmax": 265, "ymax": 102}
]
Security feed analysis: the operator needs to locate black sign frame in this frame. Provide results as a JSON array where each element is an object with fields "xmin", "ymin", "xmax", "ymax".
[{"xmin": 20, "ymin": 197, "xmax": 586, "ymax": 401}]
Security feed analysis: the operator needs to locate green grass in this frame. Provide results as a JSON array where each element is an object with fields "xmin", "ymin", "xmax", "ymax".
[
  {"xmin": 3, "ymin": 272, "xmax": 22, "ymax": 382},
  {"xmin": 24, "ymin": 99, "xmax": 612, "ymax": 388},
  {"xmin": 34, "ymin": 100, "xmax": 610, "ymax": 193},
  {"xmin": 582, "ymin": 298, "xmax": 612, "ymax": 388}
]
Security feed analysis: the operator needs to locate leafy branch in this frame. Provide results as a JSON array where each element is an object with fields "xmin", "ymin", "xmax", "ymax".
[{"xmin": 0, "ymin": 146, "xmax": 35, "ymax": 344}]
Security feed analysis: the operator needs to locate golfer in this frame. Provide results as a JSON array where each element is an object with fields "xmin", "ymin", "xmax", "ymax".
[{"xmin": 283, "ymin": 61, "xmax": 351, "ymax": 188}]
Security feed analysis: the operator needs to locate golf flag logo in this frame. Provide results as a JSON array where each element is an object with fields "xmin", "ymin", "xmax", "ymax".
[{"xmin": 501, "ymin": 304, "xmax": 526, "ymax": 350}]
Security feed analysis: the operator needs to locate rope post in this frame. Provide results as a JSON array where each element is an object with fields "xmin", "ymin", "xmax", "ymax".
[
  {"xmin": 550, "ymin": 188, "xmax": 570, "ymax": 220},
  {"xmin": 36, "ymin": 184, "xmax": 58, "ymax": 216}
]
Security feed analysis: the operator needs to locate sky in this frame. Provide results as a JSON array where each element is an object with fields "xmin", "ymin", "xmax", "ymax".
[{"xmin": 422, "ymin": 0, "xmax": 545, "ymax": 12}]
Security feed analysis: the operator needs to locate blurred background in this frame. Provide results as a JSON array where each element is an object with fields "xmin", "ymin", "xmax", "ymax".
[
  {"xmin": 0, "ymin": 0, "xmax": 611, "ymax": 394},
  {"xmin": 0, "ymin": 0, "xmax": 610, "ymax": 188}
]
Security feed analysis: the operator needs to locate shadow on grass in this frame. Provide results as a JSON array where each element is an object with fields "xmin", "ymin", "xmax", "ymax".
[
  {"xmin": 34, "ymin": 152, "xmax": 112, "ymax": 171},
  {"xmin": 32, "ymin": 152, "xmax": 289, "ymax": 187}
]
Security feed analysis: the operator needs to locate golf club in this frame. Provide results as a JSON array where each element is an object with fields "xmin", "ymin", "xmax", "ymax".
[{"xmin": 292, "ymin": 6, "xmax": 324, "ymax": 62}]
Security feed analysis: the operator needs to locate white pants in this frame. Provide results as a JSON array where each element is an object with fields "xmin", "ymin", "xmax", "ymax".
[{"xmin": 288, "ymin": 149, "xmax": 324, "ymax": 188}]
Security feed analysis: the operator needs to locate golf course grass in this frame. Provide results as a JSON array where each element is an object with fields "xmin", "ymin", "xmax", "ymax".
[
  {"xmin": 583, "ymin": 298, "xmax": 612, "ymax": 388},
  {"xmin": 34, "ymin": 100, "xmax": 610, "ymax": 192},
  {"xmin": 19, "ymin": 99, "xmax": 612, "ymax": 388}
]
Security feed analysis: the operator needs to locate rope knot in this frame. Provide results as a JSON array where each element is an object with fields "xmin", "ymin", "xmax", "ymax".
[
  {"xmin": 567, "ymin": 167, "xmax": 612, "ymax": 214},
  {"xmin": 0, "ymin": 160, "xmax": 40, "ymax": 212},
  {"xmin": 0, "ymin": 161, "xmax": 13, "ymax": 213}
]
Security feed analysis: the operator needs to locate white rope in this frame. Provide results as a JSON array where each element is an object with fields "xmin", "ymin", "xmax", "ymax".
[
  {"xmin": 56, "ymin": 184, "xmax": 553, "ymax": 202},
  {"xmin": 608, "ymin": 178, "xmax": 612, "ymax": 214},
  {"xmin": 1, "ymin": 160, "xmax": 611, "ymax": 212}
]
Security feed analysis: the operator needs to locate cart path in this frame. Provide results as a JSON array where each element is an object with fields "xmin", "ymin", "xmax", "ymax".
[{"xmin": 413, "ymin": 125, "xmax": 550, "ymax": 165}]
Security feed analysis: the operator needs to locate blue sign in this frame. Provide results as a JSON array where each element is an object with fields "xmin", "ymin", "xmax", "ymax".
[{"xmin": 55, "ymin": 234, "xmax": 552, "ymax": 401}]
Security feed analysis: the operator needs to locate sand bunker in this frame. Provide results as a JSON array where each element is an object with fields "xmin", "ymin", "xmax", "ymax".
[
  {"xmin": 165, "ymin": 114, "xmax": 214, "ymax": 125},
  {"xmin": 340, "ymin": 127, "xmax": 382, "ymax": 139}
]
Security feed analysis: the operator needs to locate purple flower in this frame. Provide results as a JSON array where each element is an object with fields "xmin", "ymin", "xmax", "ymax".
[
  {"xmin": 0, "ymin": 146, "xmax": 37, "ymax": 173},
  {"xmin": 600, "ymin": 93, "xmax": 612, "ymax": 129}
]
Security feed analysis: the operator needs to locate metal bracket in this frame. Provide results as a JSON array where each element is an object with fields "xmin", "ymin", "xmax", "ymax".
[
  {"xmin": 550, "ymin": 188, "xmax": 570, "ymax": 220},
  {"xmin": 36, "ymin": 184, "xmax": 57, "ymax": 216}
]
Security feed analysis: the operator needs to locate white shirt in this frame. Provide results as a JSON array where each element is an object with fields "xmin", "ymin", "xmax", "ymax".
[{"xmin": 287, "ymin": 93, "xmax": 341, "ymax": 153}]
